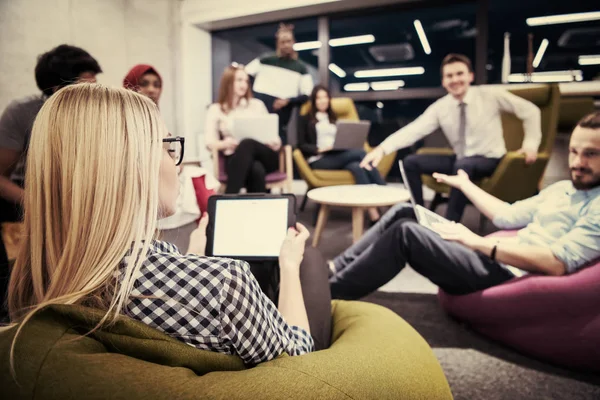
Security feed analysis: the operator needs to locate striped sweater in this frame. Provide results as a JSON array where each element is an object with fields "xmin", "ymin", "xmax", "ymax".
[{"xmin": 245, "ymin": 54, "xmax": 313, "ymax": 108}]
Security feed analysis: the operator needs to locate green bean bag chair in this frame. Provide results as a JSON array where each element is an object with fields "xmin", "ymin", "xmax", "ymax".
[{"xmin": 1, "ymin": 300, "xmax": 452, "ymax": 399}]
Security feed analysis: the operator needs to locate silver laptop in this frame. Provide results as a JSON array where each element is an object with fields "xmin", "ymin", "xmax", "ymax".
[
  {"xmin": 231, "ymin": 114, "xmax": 279, "ymax": 143},
  {"xmin": 398, "ymin": 160, "xmax": 450, "ymax": 233},
  {"xmin": 332, "ymin": 120, "xmax": 371, "ymax": 150}
]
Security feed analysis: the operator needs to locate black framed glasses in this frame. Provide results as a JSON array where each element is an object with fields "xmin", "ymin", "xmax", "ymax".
[{"xmin": 162, "ymin": 136, "xmax": 185, "ymax": 166}]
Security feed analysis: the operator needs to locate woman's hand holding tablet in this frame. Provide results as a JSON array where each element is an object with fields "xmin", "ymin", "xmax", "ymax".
[{"xmin": 279, "ymin": 223, "xmax": 310, "ymax": 271}]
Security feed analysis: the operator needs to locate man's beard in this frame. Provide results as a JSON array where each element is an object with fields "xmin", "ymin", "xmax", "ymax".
[{"xmin": 571, "ymin": 168, "xmax": 600, "ymax": 190}]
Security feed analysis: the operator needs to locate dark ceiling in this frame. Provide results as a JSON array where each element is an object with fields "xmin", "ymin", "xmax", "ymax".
[{"xmin": 213, "ymin": 0, "xmax": 600, "ymax": 89}]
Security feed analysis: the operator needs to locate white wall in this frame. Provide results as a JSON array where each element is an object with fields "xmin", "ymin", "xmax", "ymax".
[
  {"xmin": 180, "ymin": 23, "xmax": 212, "ymax": 162},
  {"xmin": 0, "ymin": 0, "xmax": 180, "ymax": 134},
  {"xmin": 181, "ymin": 0, "xmax": 338, "ymax": 25}
]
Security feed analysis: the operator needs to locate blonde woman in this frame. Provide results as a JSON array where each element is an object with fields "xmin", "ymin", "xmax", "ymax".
[
  {"xmin": 205, "ymin": 64, "xmax": 281, "ymax": 194},
  {"xmin": 6, "ymin": 83, "xmax": 331, "ymax": 366}
]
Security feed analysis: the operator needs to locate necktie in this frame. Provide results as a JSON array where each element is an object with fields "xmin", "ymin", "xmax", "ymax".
[{"xmin": 456, "ymin": 102, "xmax": 467, "ymax": 159}]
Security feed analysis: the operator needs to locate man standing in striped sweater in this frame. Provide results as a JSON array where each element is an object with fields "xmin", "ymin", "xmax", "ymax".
[{"xmin": 246, "ymin": 23, "xmax": 314, "ymax": 145}]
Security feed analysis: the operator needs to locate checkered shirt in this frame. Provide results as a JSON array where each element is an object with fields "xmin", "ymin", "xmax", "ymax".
[{"xmin": 121, "ymin": 240, "xmax": 314, "ymax": 365}]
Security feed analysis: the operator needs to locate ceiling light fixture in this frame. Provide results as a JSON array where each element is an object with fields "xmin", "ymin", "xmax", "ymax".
[
  {"xmin": 508, "ymin": 70, "xmax": 583, "ymax": 83},
  {"xmin": 293, "ymin": 41, "xmax": 322, "ymax": 51},
  {"xmin": 526, "ymin": 11, "xmax": 600, "ymax": 26},
  {"xmin": 370, "ymin": 80, "xmax": 406, "ymax": 91},
  {"xmin": 329, "ymin": 34, "xmax": 375, "ymax": 47},
  {"xmin": 328, "ymin": 63, "xmax": 347, "ymax": 78},
  {"xmin": 294, "ymin": 34, "xmax": 376, "ymax": 51},
  {"xmin": 413, "ymin": 20, "xmax": 431, "ymax": 55},
  {"xmin": 376, "ymin": 102, "xmax": 384, "ymax": 109},
  {"xmin": 579, "ymin": 55, "xmax": 600, "ymax": 65},
  {"xmin": 354, "ymin": 66, "xmax": 425, "ymax": 78},
  {"xmin": 343, "ymin": 83, "xmax": 370, "ymax": 92},
  {"xmin": 532, "ymin": 38, "xmax": 549, "ymax": 68}
]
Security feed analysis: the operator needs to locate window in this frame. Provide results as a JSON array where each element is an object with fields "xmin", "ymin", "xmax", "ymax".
[
  {"xmin": 487, "ymin": 0, "xmax": 600, "ymax": 84},
  {"xmin": 327, "ymin": 2, "xmax": 478, "ymax": 94}
]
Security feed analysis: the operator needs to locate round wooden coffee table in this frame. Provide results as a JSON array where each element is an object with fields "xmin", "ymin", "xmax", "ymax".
[{"xmin": 307, "ymin": 185, "xmax": 411, "ymax": 247}]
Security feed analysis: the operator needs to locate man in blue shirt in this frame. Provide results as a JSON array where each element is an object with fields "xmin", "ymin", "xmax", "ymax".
[{"xmin": 329, "ymin": 111, "xmax": 600, "ymax": 298}]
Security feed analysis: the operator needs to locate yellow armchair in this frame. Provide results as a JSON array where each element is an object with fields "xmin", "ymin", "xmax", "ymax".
[
  {"xmin": 420, "ymin": 84, "xmax": 561, "ymax": 210},
  {"xmin": 295, "ymin": 98, "xmax": 397, "ymax": 210}
]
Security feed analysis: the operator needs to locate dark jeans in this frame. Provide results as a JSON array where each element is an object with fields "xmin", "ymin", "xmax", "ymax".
[
  {"xmin": 329, "ymin": 203, "xmax": 514, "ymax": 299},
  {"xmin": 310, "ymin": 149, "xmax": 386, "ymax": 185},
  {"xmin": 225, "ymin": 139, "xmax": 279, "ymax": 194},
  {"xmin": 403, "ymin": 154, "xmax": 502, "ymax": 222},
  {"xmin": 249, "ymin": 246, "xmax": 332, "ymax": 351}
]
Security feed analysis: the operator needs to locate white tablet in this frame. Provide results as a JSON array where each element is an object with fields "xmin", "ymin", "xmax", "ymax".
[
  {"xmin": 205, "ymin": 194, "xmax": 296, "ymax": 261},
  {"xmin": 231, "ymin": 114, "xmax": 279, "ymax": 144}
]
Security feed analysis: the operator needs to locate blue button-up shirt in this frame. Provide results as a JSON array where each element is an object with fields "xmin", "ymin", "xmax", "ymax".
[{"xmin": 493, "ymin": 180, "xmax": 600, "ymax": 274}]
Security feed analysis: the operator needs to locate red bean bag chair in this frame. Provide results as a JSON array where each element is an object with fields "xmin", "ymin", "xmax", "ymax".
[{"xmin": 438, "ymin": 231, "xmax": 600, "ymax": 372}]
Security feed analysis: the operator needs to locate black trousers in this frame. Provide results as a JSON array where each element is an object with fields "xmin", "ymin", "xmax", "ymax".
[
  {"xmin": 225, "ymin": 139, "xmax": 279, "ymax": 194},
  {"xmin": 249, "ymin": 246, "xmax": 332, "ymax": 351},
  {"xmin": 310, "ymin": 149, "xmax": 386, "ymax": 185},
  {"xmin": 329, "ymin": 203, "xmax": 515, "ymax": 300},
  {"xmin": 403, "ymin": 154, "xmax": 502, "ymax": 222},
  {"xmin": 0, "ymin": 195, "xmax": 22, "ymax": 321}
]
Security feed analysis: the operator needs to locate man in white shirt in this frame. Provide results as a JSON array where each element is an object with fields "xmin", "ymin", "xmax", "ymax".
[{"xmin": 361, "ymin": 53, "xmax": 542, "ymax": 222}]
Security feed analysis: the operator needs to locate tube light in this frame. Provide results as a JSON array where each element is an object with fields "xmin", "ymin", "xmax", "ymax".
[
  {"xmin": 354, "ymin": 66, "xmax": 425, "ymax": 78},
  {"xmin": 328, "ymin": 63, "xmax": 347, "ymax": 78},
  {"xmin": 526, "ymin": 11, "xmax": 600, "ymax": 26},
  {"xmin": 295, "ymin": 34, "xmax": 376, "ymax": 51},
  {"xmin": 532, "ymin": 39, "xmax": 549, "ymax": 68},
  {"xmin": 293, "ymin": 41, "xmax": 322, "ymax": 51},
  {"xmin": 370, "ymin": 80, "xmax": 406, "ymax": 91},
  {"xmin": 344, "ymin": 83, "xmax": 370, "ymax": 91},
  {"xmin": 413, "ymin": 20, "xmax": 431, "ymax": 55},
  {"xmin": 579, "ymin": 55, "xmax": 600, "ymax": 66},
  {"xmin": 329, "ymin": 34, "xmax": 375, "ymax": 47},
  {"xmin": 508, "ymin": 70, "xmax": 583, "ymax": 83}
]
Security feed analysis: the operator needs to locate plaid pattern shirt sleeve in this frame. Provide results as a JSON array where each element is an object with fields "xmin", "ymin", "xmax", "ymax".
[
  {"xmin": 124, "ymin": 240, "xmax": 313, "ymax": 365},
  {"xmin": 219, "ymin": 257, "xmax": 314, "ymax": 364}
]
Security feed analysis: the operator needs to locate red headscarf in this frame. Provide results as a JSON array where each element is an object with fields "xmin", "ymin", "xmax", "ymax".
[{"xmin": 123, "ymin": 64, "xmax": 162, "ymax": 91}]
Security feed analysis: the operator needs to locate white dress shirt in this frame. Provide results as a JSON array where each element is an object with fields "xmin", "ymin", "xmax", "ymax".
[{"xmin": 379, "ymin": 86, "xmax": 542, "ymax": 158}]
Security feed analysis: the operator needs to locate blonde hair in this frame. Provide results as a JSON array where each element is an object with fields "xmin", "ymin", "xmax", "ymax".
[{"xmin": 5, "ymin": 83, "xmax": 166, "ymax": 371}]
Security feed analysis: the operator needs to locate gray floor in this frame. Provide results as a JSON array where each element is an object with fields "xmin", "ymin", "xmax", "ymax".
[
  {"xmin": 161, "ymin": 136, "xmax": 600, "ymax": 399},
  {"xmin": 295, "ymin": 202, "xmax": 600, "ymax": 400}
]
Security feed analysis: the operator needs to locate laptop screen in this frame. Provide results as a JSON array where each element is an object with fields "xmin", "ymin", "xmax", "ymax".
[{"xmin": 398, "ymin": 161, "xmax": 417, "ymax": 208}]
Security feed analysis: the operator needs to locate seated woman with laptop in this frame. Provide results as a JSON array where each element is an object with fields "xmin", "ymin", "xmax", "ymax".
[
  {"xmin": 205, "ymin": 64, "xmax": 282, "ymax": 194},
  {"xmin": 6, "ymin": 83, "xmax": 331, "ymax": 368},
  {"xmin": 298, "ymin": 85, "xmax": 386, "ymax": 220}
]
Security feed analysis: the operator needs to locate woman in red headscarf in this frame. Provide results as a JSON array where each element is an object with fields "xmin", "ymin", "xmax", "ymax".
[{"xmin": 123, "ymin": 64, "xmax": 162, "ymax": 105}]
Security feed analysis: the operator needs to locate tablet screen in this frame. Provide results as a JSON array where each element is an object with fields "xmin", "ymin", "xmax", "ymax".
[{"xmin": 212, "ymin": 198, "xmax": 289, "ymax": 257}]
